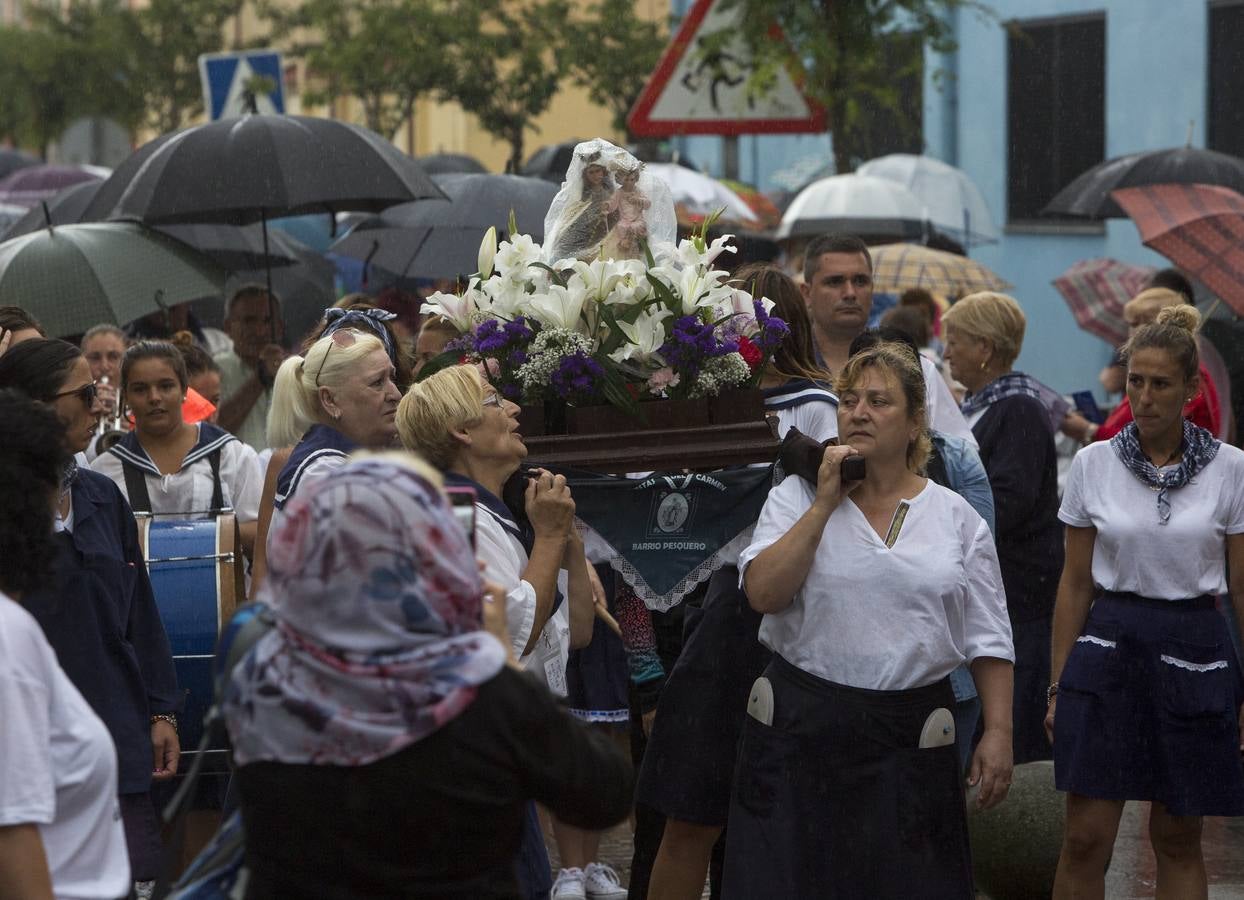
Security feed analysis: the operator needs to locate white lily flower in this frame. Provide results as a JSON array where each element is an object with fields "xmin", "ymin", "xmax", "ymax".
[
  {"xmin": 609, "ymin": 259, "xmax": 654, "ymax": 306},
  {"xmin": 611, "ymin": 308, "xmax": 672, "ymax": 365},
  {"xmin": 419, "ymin": 290, "xmax": 476, "ymax": 333},
  {"xmin": 494, "ymin": 233, "xmax": 542, "ymax": 279},
  {"xmin": 526, "ymin": 282, "xmax": 588, "ymax": 333},
  {"xmin": 663, "ymin": 265, "xmax": 733, "ymax": 315},
  {"xmin": 482, "ymin": 275, "xmax": 528, "ymax": 319},
  {"xmin": 572, "ymin": 258, "xmax": 625, "ymax": 303},
  {"xmin": 478, "ymin": 226, "xmax": 498, "ymax": 279}
]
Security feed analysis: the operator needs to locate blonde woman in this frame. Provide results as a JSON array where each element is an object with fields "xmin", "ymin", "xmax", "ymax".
[
  {"xmin": 723, "ymin": 344, "xmax": 1014, "ymax": 899},
  {"xmin": 942, "ymin": 291, "xmax": 1062, "ymax": 765}
]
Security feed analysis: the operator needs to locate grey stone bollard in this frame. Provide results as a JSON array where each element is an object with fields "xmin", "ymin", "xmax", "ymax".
[{"xmin": 968, "ymin": 760, "xmax": 1065, "ymax": 900}]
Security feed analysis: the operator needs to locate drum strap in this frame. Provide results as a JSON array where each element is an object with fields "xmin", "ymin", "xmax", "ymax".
[{"xmin": 120, "ymin": 449, "xmax": 225, "ymax": 515}]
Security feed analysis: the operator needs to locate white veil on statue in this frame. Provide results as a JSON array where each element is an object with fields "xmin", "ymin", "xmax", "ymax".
[{"xmin": 544, "ymin": 139, "xmax": 676, "ymax": 264}]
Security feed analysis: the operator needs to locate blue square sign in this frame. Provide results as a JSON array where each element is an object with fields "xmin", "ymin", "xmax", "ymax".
[{"xmin": 198, "ymin": 50, "xmax": 286, "ymax": 120}]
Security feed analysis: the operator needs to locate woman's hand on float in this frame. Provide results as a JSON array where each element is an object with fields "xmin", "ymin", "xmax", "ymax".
[
  {"xmin": 967, "ymin": 727, "xmax": 1013, "ymax": 812},
  {"xmin": 812, "ymin": 444, "xmax": 861, "ymax": 515},
  {"xmin": 525, "ymin": 469, "xmax": 575, "ymax": 540}
]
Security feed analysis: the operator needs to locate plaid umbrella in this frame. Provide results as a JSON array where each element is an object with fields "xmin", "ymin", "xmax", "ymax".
[
  {"xmin": 870, "ymin": 243, "xmax": 1011, "ymax": 298},
  {"xmin": 1112, "ymin": 183, "xmax": 1244, "ymax": 317},
  {"xmin": 1052, "ymin": 258, "xmax": 1155, "ymax": 346}
]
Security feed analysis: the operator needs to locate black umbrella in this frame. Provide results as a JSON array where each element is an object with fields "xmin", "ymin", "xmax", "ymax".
[
  {"xmin": 1042, "ymin": 146, "xmax": 1244, "ymax": 219},
  {"xmin": 329, "ymin": 173, "xmax": 558, "ymax": 280},
  {"xmin": 157, "ymin": 223, "xmax": 301, "ymax": 273},
  {"xmin": 417, "ymin": 153, "xmax": 488, "ymax": 176},
  {"xmin": 521, "ymin": 139, "xmax": 584, "ymax": 183},
  {"xmin": 2, "ymin": 180, "xmax": 102, "ymax": 240},
  {"xmin": 82, "ymin": 113, "xmax": 445, "ymax": 336},
  {"xmin": 0, "ymin": 148, "xmax": 39, "ymax": 180}
]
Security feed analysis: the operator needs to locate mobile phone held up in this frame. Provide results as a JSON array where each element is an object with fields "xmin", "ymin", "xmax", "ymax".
[
  {"xmin": 840, "ymin": 455, "xmax": 866, "ymax": 482},
  {"xmin": 445, "ymin": 486, "xmax": 478, "ymax": 550}
]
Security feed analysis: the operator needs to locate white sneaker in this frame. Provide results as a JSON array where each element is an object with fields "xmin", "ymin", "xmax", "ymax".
[
  {"xmin": 552, "ymin": 867, "xmax": 587, "ymax": 900},
  {"xmin": 583, "ymin": 862, "xmax": 628, "ymax": 899}
]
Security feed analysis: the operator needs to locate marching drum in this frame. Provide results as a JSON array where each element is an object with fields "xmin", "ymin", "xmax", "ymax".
[{"xmin": 138, "ymin": 513, "xmax": 245, "ymax": 762}]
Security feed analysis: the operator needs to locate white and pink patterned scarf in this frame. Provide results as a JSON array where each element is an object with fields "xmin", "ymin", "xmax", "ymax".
[{"xmin": 224, "ymin": 457, "xmax": 506, "ymax": 766}]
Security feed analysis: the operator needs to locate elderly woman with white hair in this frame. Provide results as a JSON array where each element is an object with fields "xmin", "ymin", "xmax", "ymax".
[
  {"xmin": 942, "ymin": 291, "xmax": 1063, "ymax": 765},
  {"xmin": 265, "ymin": 328, "xmax": 402, "ymax": 538}
]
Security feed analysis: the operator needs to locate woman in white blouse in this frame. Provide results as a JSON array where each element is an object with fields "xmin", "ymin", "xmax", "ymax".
[
  {"xmin": 1048, "ymin": 305, "xmax": 1244, "ymax": 898},
  {"xmin": 92, "ymin": 342, "xmax": 262, "ymax": 558},
  {"xmin": 723, "ymin": 342, "xmax": 1015, "ymax": 899}
]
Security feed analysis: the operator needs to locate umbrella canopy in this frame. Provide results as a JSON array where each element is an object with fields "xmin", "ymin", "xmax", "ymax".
[
  {"xmin": 2, "ymin": 180, "xmax": 103, "ymax": 240},
  {"xmin": 417, "ymin": 153, "xmax": 488, "ymax": 176},
  {"xmin": 0, "ymin": 164, "xmax": 106, "ymax": 208},
  {"xmin": 0, "ymin": 204, "xmax": 25, "ymax": 236},
  {"xmin": 1112, "ymin": 182, "xmax": 1244, "ymax": 317},
  {"xmin": 645, "ymin": 163, "xmax": 759, "ymax": 226},
  {"xmin": 1042, "ymin": 147, "xmax": 1244, "ymax": 219},
  {"xmin": 869, "ymin": 243, "xmax": 1011, "ymax": 298},
  {"xmin": 330, "ymin": 173, "xmax": 559, "ymax": 280},
  {"xmin": 1052, "ymin": 258, "xmax": 1156, "ymax": 346},
  {"xmin": 158, "ymin": 222, "xmax": 301, "ymax": 273},
  {"xmin": 81, "ymin": 114, "xmax": 445, "ymax": 226},
  {"xmin": 0, "ymin": 149, "xmax": 39, "ymax": 180},
  {"xmin": 857, "ymin": 153, "xmax": 999, "ymax": 246},
  {"xmin": 776, "ymin": 174, "xmax": 926, "ymax": 242},
  {"xmin": 522, "ymin": 139, "xmax": 584, "ymax": 183},
  {"xmin": 0, "ymin": 222, "xmax": 225, "ymax": 338},
  {"xmin": 719, "ymin": 179, "xmax": 783, "ymax": 229}
]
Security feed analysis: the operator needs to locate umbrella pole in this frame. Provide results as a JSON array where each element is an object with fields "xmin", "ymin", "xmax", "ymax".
[{"xmin": 261, "ymin": 211, "xmax": 277, "ymax": 344}]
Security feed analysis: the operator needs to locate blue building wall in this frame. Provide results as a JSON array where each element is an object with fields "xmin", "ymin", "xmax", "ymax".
[
  {"xmin": 924, "ymin": 0, "xmax": 1211, "ymax": 396},
  {"xmin": 666, "ymin": 0, "xmax": 1215, "ymax": 396}
]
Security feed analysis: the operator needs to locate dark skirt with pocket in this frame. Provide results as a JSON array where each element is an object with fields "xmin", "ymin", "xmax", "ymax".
[
  {"xmin": 634, "ymin": 566, "xmax": 772, "ymax": 826},
  {"xmin": 722, "ymin": 655, "xmax": 973, "ymax": 900},
  {"xmin": 1053, "ymin": 591, "xmax": 1244, "ymax": 817}
]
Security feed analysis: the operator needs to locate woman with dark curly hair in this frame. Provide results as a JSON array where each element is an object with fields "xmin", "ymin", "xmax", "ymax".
[
  {"xmin": 0, "ymin": 339, "xmax": 179, "ymax": 892},
  {"xmin": 0, "ymin": 390, "xmax": 131, "ymax": 899}
]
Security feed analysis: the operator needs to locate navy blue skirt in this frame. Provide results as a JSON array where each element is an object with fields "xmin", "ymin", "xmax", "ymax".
[
  {"xmin": 564, "ymin": 565, "xmax": 630, "ymax": 723},
  {"xmin": 1054, "ymin": 591, "xmax": 1244, "ymax": 817},
  {"xmin": 722, "ymin": 656, "xmax": 973, "ymax": 900},
  {"xmin": 634, "ymin": 566, "xmax": 771, "ymax": 826}
]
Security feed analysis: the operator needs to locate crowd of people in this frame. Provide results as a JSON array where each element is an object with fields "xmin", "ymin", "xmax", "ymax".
[{"xmin": 0, "ymin": 226, "xmax": 1241, "ymax": 900}]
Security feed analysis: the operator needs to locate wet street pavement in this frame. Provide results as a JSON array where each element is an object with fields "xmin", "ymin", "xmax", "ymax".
[{"xmin": 551, "ymin": 800, "xmax": 1244, "ymax": 898}]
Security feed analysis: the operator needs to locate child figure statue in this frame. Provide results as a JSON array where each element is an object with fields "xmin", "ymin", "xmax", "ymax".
[{"xmin": 601, "ymin": 160, "xmax": 651, "ymax": 260}]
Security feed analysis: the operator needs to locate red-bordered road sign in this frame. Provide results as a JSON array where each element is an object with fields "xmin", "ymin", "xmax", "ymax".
[{"xmin": 627, "ymin": 0, "xmax": 827, "ymax": 137}]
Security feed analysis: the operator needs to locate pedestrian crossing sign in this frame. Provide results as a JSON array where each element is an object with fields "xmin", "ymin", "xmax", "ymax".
[{"xmin": 197, "ymin": 50, "xmax": 286, "ymax": 121}]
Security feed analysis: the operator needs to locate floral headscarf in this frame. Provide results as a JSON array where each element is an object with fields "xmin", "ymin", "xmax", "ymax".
[{"xmin": 224, "ymin": 456, "xmax": 506, "ymax": 766}]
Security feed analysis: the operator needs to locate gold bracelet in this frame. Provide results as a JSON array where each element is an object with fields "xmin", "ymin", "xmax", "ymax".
[{"xmin": 151, "ymin": 713, "xmax": 178, "ymax": 734}]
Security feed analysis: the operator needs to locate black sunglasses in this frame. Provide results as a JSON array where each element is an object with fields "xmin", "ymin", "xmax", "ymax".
[{"xmin": 53, "ymin": 382, "xmax": 98, "ymax": 409}]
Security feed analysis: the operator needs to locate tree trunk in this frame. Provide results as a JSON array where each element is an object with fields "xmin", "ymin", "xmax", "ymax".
[{"xmin": 507, "ymin": 128, "xmax": 524, "ymax": 175}]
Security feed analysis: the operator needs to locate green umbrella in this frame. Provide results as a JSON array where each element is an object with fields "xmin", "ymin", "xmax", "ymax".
[{"xmin": 0, "ymin": 221, "xmax": 225, "ymax": 338}]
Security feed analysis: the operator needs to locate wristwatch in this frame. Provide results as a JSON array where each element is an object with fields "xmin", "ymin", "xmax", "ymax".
[
  {"xmin": 151, "ymin": 713, "xmax": 178, "ymax": 734},
  {"xmin": 1045, "ymin": 682, "xmax": 1059, "ymax": 704}
]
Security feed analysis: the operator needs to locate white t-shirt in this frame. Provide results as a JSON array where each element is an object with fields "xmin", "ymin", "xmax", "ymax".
[
  {"xmin": 0, "ymin": 596, "xmax": 130, "ymax": 900},
  {"xmin": 474, "ymin": 503, "xmax": 571, "ymax": 696},
  {"xmin": 1058, "ymin": 441, "xmax": 1244, "ymax": 599},
  {"xmin": 922, "ymin": 355, "xmax": 977, "ymax": 447},
  {"xmin": 92, "ymin": 427, "xmax": 263, "ymax": 523},
  {"xmin": 739, "ymin": 478, "xmax": 1014, "ymax": 690}
]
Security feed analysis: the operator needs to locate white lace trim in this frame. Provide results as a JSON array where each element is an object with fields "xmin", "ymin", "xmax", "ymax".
[
  {"xmin": 579, "ymin": 522, "xmax": 754, "ymax": 611},
  {"xmin": 1159, "ymin": 655, "xmax": 1228, "ymax": 673},
  {"xmin": 1076, "ymin": 635, "xmax": 1117, "ymax": 649}
]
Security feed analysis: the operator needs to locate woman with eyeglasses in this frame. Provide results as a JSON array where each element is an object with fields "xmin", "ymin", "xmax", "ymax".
[
  {"xmin": 90, "ymin": 341, "xmax": 263, "ymax": 558},
  {"xmin": 0, "ymin": 339, "xmax": 180, "ymax": 892},
  {"xmin": 265, "ymin": 328, "xmax": 403, "ymax": 539}
]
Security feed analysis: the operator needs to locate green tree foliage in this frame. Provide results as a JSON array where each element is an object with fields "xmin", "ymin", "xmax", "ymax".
[
  {"xmin": 722, "ymin": 0, "xmax": 992, "ymax": 173},
  {"xmin": 259, "ymin": 0, "xmax": 457, "ymax": 141},
  {"xmin": 562, "ymin": 0, "xmax": 666, "ymax": 137},
  {"xmin": 446, "ymin": 0, "xmax": 571, "ymax": 173}
]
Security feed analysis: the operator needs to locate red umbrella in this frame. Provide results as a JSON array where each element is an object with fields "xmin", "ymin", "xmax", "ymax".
[
  {"xmin": 1112, "ymin": 183, "xmax": 1244, "ymax": 316},
  {"xmin": 1052, "ymin": 258, "xmax": 1155, "ymax": 346}
]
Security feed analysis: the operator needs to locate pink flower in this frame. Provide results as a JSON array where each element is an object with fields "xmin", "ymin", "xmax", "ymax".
[{"xmin": 647, "ymin": 367, "xmax": 681, "ymax": 395}]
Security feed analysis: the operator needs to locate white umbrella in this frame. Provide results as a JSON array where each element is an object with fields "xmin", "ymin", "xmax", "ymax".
[
  {"xmin": 857, "ymin": 153, "xmax": 998, "ymax": 246},
  {"xmin": 644, "ymin": 163, "xmax": 759, "ymax": 225},
  {"xmin": 776, "ymin": 174, "xmax": 926, "ymax": 241}
]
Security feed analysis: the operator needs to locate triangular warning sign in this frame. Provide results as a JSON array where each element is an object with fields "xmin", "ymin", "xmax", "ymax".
[{"xmin": 628, "ymin": 0, "xmax": 827, "ymax": 137}]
